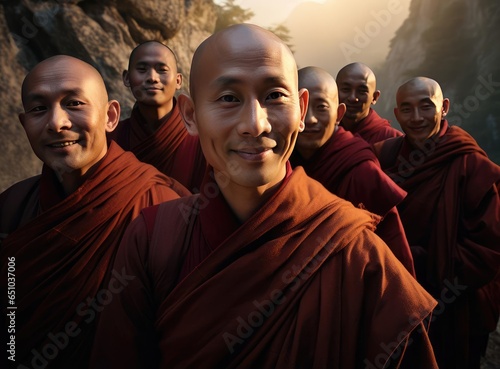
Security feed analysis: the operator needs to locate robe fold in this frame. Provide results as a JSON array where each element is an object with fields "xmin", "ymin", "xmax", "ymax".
[
  {"xmin": 291, "ymin": 126, "xmax": 414, "ymax": 274},
  {"xmin": 342, "ymin": 108, "xmax": 403, "ymax": 144},
  {"xmin": 0, "ymin": 142, "xmax": 189, "ymax": 369},
  {"xmin": 374, "ymin": 120, "xmax": 500, "ymax": 369},
  {"xmin": 108, "ymin": 99, "xmax": 207, "ymax": 192},
  {"xmin": 91, "ymin": 165, "xmax": 438, "ymax": 369}
]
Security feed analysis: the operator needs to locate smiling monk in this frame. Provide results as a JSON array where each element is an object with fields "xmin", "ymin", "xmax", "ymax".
[
  {"xmin": 0, "ymin": 55, "xmax": 189, "ymax": 369},
  {"xmin": 91, "ymin": 25, "xmax": 438, "ymax": 369},
  {"xmin": 108, "ymin": 41, "xmax": 207, "ymax": 192},
  {"xmin": 374, "ymin": 77, "xmax": 500, "ymax": 369}
]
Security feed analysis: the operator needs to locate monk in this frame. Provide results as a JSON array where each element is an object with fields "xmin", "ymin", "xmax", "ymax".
[
  {"xmin": 374, "ymin": 77, "xmax": 500, "ymax": 369},
  {"xmin": 108, "ymin": 40, "xmax": 207, "ymax": 192},
  {"xmin": 291, "ymin": 66, "xmax": 414, "ymax": 274},
  {"xmin": 0, "ymin": 55, "xmax": 189, "ymax": 369},
  {"xmin": 91, "ymin": 24, "xmax": 438, "ymax": 369},
  {"xmin": 336, "ymin": 62, "xmax": 402, "ymax": 144}
]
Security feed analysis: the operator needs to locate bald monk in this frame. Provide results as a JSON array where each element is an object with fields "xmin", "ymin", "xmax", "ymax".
[
  {"xmin": 0, "ymin": 55, "xmax": 189, "ymax": 369},
  {"xmin": 336, "ymin": 62, "xmax": 402, "ymax": 144},
  {"xmin": 108, "ymin": 41, "xmax": 207, "ymax": 192},
  {"xmin": 290, "ymin": 66, "xmax": 414, "ymax": 274},
  {"xmin": 374, "ymin": 77, "xmax": 500, "ymax": 369},
  {"xmin": 91, "ymin": 24, "xmax": 438, "ymax": 369}
]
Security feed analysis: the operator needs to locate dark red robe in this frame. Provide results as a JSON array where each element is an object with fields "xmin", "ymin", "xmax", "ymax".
[
  {"xmin": 291, "ymin": 126, "xmax": 414, "ymax": 274},
  {"xmin": 375, "ymin": 120, "xmax": 500, "ymax": 369},
  {"xmin": 108, "ymin": 99, "xmax": 207, "ymax": 192},
  {"xmin": 341, "ymin": 108, "xmax": 403, "ymax": 144},
  {"xmin": 0, "ymin": 142, "xmax": 189, "ymax": 369},
  {"xmin": 91, "ymin": 165, "xmax": 438, "ymax": 369}
]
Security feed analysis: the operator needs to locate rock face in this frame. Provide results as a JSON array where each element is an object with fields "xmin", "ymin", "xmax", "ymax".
[
  {"xmin": 377, "ymin": 0, "xmax": 500, "ymax": 163},
  {"xmin": 0, "ymin": 0, "xmax": 216, "ymax": 192}
]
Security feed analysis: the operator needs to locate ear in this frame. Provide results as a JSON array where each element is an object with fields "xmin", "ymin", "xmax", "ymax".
[
  {"xmin": 105, "ymin": 100, "xmax": 121, "ymax": 133},
  {"xmin": 298, "ymin": 88, "xmax": 309, "ymax": 132},
  {"xmin": 122, "ymin": 70, "xmax": 130, "ymax": 88},
  {"xmin": 175, "ymin": 73, "xmax": 183, "ymax": 90},
  {"xmin": 336, "ymin": 103, "xmax": 347, "ymax": 124},
  {"xmin": 371, "ymin": 90, "xmax": 381, "ymax": 105},
  {"xmin": 178, "ymin": 93, "xmax": 198, "ymax": 136},
  {"xmin": 442, "ymin": 98, "xmax": 450, "ymax": 116}
]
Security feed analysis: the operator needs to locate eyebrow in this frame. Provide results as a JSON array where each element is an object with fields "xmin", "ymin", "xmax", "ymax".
[
  {"xmin": 212, "ymin": 75, "xmax": 289, "ymax": 89},
  {"xmin": 23, "ymin": 87, "xmax": 87, "ymax": 103}
]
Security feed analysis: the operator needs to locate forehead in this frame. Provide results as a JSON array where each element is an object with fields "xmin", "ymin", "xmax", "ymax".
[
  {"xmin": 397, "ymin": 84, "xmax": 440, "ymax": 106},
  {"xmin": 337, "ymin": 68, "xmax": 372, "ymax": 87},
  {"xmin": 23, "ymin": 61, "xmax": 98, "ymax": 101},
  {"xmin": 130, "ymin": 43, "xmax": 176, "ymax": 65}
]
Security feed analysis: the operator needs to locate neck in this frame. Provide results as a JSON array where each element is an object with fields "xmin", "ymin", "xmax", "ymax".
[
  {"xmin": 214, "ymin": 169, "xmax": 285, "ymax": 223},
  {"xmin": 137, "ymin": 102, "xmax": 174, "ymax": 132}
]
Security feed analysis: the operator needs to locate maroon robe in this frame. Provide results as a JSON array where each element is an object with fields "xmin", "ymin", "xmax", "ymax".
[
  {"xmin": 0, "ymin": 142, "xmax": 189, "ymax": 369},
  {"xmin": 91, "ymin": 165, "xmax": 438, "ymax": 369},
  {"xmin": 291, "ymin": 126, "xmax": 414, "ymax": 274},
  {"xmin": 375, "ymin": 120, "xmax": 500, "ymax": 369},
  {"xmin": 108, "ymin": 99, "xmax": 207, "ymax": 192},
  {"xmin": 341, "ymin": 108, "xmax": 403, "ymax": 145}
]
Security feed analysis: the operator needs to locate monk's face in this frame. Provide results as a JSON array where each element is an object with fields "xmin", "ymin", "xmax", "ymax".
[
  {"xmin": 336, "ymin": 67, "xmax": 379, "ymax": 123},
  {"xmin": 124, "ymin": 42, "xmax": 182, "ymax": 107},
  {"xmin": 394, "ymin": 81, "xmax": 449, "ymax": 146},
  {"xmin": 183, "ymin": 26, "xmax": 308, "ymax": 191},
  {"xmin": 19, "ymin": 56, "xmax": 118, "ymax": 179},
  {"xmin": 296, "ymin": 70, "xmax": 344, "ymax": 158}
]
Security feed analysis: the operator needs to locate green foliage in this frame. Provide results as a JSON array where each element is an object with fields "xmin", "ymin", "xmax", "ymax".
[
  {"xmin": 214, "ymin": 0, "xmax": 254, "ymax": 32},
  {"xmin": 267, "ymin": 23, "xmax": 295, "ymax": 54}
]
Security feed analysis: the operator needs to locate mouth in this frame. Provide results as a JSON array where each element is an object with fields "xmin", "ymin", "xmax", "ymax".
[
  {"xmin": 233, "ymin": 146, "xmax": 275, "ymax": 161},
  {"xmin": 47, "ymin": 140, "xmax": 79, "ymax": 148}
]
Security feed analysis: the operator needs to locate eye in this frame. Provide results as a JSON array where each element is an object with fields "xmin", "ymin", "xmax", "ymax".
[
  {"xmin": 267, "ymin": 91, "xmax": 286, "ymax": 100},
  {"xmin": 28, "ymin": 105, "xmax": 47, "ymax": 113},
  {"xmin": 421, "ymin": 104, "xmax": 433, "ymax": 110},
  {"xmin": 219, "ymin": 95, "xmax": 239, "ymax": 103},
  {"xmin": 67, "ymin": 100, "xmax": 85, "ymax": 108},
  {"xmin": 317, "ymin": 104, "xmax": 329, "ymax": 111}
]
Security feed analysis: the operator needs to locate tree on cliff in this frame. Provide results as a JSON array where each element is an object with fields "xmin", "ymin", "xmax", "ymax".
[{"xmin": 215, "ymin": 0, "xmax": 254, "ymax": 32}]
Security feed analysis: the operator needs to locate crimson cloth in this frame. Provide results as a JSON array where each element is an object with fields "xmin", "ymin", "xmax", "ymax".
[
  {"xmin": 108, "ymin": 99, "xmax": 207, "ymax": 192},
  {"xmin": 0, "ymin": 142, "xmax": 190, "ymax": 369},
  {"xmin": 374, "ymin": 120, "xmax": 500, "ymax": 369},
  {"xmin": 341, "ymin": 108, "xmax": 403, "ymax": 145},
  {"xmin": 91, "ymin": 165, "xmax": 438, "ymax": 369},
  {"xmin": 290, "ymin": 126, "xmax": 414, "ymax": 274}
]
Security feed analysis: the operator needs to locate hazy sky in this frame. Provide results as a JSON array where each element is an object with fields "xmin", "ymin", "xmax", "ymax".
[{"xmin": 214, "ymin": 0, "xmax": 412, "ymax": 77}]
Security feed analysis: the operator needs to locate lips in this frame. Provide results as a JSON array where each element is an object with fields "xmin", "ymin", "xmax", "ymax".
[{"xmin": 47, "ymin": 140, "xmax": 79, "ymax": 148}]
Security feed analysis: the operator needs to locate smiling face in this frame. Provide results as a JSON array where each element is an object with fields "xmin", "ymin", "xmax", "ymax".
[
  {"xmin": 124, "ymin": 41, "xmax": 182, "ymax": 114},
  {"xmin": 179, "ymin": 24, "xmax": 308, "ymax": 194},
  {"xmin": 336, "ymin": 63, "xmax": 380, "ymax": 128},
  {"xmin": 394, "ymin": 77, "xmax": 449, "ymax": 147},
  {"xmin": 296, "ymin": 66, "xmax": 346, "ymax": 159},
  {"xmin": 19, "ymin": 56, "xmax": 119, "ymax": 186}
]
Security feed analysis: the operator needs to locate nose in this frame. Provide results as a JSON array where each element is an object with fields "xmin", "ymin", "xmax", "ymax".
[
  {"xmin": 238, "ymin": 100, "xmax": 271, "ymax": 137},
  {"xmin": 304, "ymin": 106, "xmax": 317, "ymax": 125},
  {"xmin": 410, "ymin": 108, "xmax": 424, "ymax": 122},
  {"xmin": 47, "ymin": 105, "xmax": 71, "ymax": 132},
  {"xmin": 347, "ymin": 90, "xmax": 358, "ymax": 102},
  {"xmin": 146, "ymin": 68, "xmax": 159, "ymax": 83}
]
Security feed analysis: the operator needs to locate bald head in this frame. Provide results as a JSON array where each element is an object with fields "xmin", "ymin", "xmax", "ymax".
[
  {"xmin": 299, "ymin": 66, "xmax": 338, "ymax": 99},
  {"xmin": 128, "ymin": 40, "xmax": 178, "ymax": 70},
  {"xmin": 21, "ymin": 55, "xmax": 108, "ymax": 106},
  {"xmin": 336, "ymin": 62, "xmax": 376, "ymax": 87},
  {"xmin": 189, "ymin": 23, "xmax": 297, "ymax": 101},
  {"xmin": 396, "ymin": 77, "xmax": 444, "ymax": 104}
]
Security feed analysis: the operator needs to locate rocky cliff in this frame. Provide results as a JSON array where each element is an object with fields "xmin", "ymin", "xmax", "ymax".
[
  {"xmin": 0, "ymin": 0, "xmax": 216, "ymax": 192},
  {"xmin": 377, "ymin": 0, "xmax": 500, "ymax": 163}
]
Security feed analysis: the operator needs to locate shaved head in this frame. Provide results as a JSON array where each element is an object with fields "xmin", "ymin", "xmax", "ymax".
[
  {"xmin": 21, "ymin": 55, "xmax": 109, "ymax": 107},
  {"xmin": 336, "ymin": 62, "xmax": 376, "ymax": 88},
  {"xmin": 299, "ymin": 66, "xmax": 338, "ymax": 98},
  {"xmin": 189, "ymin": 23, "xmax": 297, "ymax": 102},
  {"xmin": 127, "ymin": 40, "xmax": 178, "ymax": 70},
  {"xmin": 396, "ymin": 77, "xmax": 444, "ymax": 104}
]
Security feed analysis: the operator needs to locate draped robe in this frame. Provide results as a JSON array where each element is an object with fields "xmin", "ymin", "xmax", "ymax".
[
  {"xmin": 291, "ymin": 126, "xmax": 414, "ymax": 274},
  {"xmin": 341, "ymin": 108, "xmax": 403, "ymax": 145},
  {"xmin": 0, "ymin": 142, "xmax": 189, "ymax": 369},
  {"xmin": 108, "ymin": 99, "xmax": 207, "ymax": 192},
  {"xmin": 91, "ymin": 165, "xmax": 438, "ymax": 369},
  {"xmin": 374, "ymin": 120, "xmax": 500, "ymax": 369}
]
